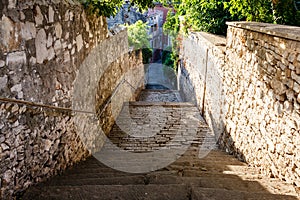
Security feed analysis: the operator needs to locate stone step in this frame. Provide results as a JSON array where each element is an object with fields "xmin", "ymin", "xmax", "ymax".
[
  {"xmin": 41, "ymin": 164, "xmax": 264, "ymax": 188},
  {"xmin": 167, "ymin": 161, "xmax": 254, "ymax": 173},
  {"xmin": 191, "ymin": 187, "xmax": 297, "ymax": 200},
  {"xmin": 22, "ymin": 184, "xmax": 190, "ymax": 200},
  {"xmin": 105, "ymin": 100, "xmax": 215, "ymax": 156},
  {"xmin": 51, "ymin": 172, "xmax": 139, "ymax": 180},
  {"xmin": 45, "ymin": 173, "xmax": 279, "ymax": 194},
  {"xmin": 138, "ymin": 89, "xmax": 182, "ymax": 102},
  {"xmin": 141, "ymin": 89, "xmax": 180, "ymax": 92},
  {"xmin": 22, "ymin": 184, "xmax": 297, "ymax": 200},
  {"xmin": 126, "ymin": 101, "xmax": 195, "ymax": 107},
  {"xmin": 19, "ymin": 92, "xmax": 299, "ymax": 199},
  {"xmin": 61, "ymin": 151, "xmax": 249, "ymax": 178},
  {"xmin": 45, "ymin": 175, "xmax": 147, "ymax": 186},
  {"xmin": 145, "ymin": 84, "xmax": 171, "ymax": 90}
]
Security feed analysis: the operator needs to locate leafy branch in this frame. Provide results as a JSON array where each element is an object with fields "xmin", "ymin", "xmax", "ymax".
[{"xmin": 81, "ymin": 0, "xmax": 154, "ymax": 17}]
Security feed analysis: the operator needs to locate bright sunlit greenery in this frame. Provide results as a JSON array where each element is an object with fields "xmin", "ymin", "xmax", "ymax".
[{"xmin": 126, "ymin": 21, "xmax": 152, "ymax": 63}]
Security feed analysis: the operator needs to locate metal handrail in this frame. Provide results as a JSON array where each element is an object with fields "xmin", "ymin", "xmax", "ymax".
[
  {"xmin": 0, "ymin": 97, "xmax": 94, "ymax": 114},
  {"xmin": 0, "ymin": 77, "xmax": 142, "ymax": 117}
]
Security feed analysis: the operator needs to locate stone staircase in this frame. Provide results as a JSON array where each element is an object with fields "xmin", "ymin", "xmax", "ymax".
[
  {"xmin": 21, "ymin": 89, "xmax": 299, "ymax": 199},
  {"xmin": 137, "ymin": 89, "xmax": 182, "ymax": 102}
]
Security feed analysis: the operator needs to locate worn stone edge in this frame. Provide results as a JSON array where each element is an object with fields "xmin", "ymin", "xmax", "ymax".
[
  {"xmin": 189, "ymin": 31, "xmax": 226, "ymax": 53},
  {"xmin": 127, "ymin": 101, "xmax": 195, "ymax": 107},
  {"xmin": 226, "ymin": 21, "xmax": 300, "ymax": 42}
]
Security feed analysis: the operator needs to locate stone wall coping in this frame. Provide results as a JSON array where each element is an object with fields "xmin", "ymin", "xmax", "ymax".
[
  {"xmin": 189, "ymin": 32, "xmax": 226, "ymax": 52},
  {"xmin": 226, "ymin": 21, "xmax": 300, "ymax": 42}
]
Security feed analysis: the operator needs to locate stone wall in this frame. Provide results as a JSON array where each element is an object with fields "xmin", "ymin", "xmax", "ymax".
[
  {"xmin": 180, "ymin": 22, "xmax": 300, "ymax": 187},
  {"xmin": 222, "ymin": 22, "xmax": 300, "ymax": 186},
  {"xmin": 0, "ymin": 0, "xmax": 144, "ymax": 198},
  {"xmin": 0, "ymin": 0, "xmax": 107, "ymax": 106},
  {"xmin": 96, "ymin": 49, "xmax": 144, "ymax": 135},
  {"xmin": 179, "ymin": 32, "xmax": 226, "ymax": 140},
  {"xmin": 0, "ymin": 101, "xmax": 88, "ymax": 198}
]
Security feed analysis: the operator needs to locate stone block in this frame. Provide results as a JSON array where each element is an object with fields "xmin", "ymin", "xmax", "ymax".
[
  {"xmin": 0, "ymin": 60, "xmax": 5, "ymax": 68},
  {"xmin": 291, "ymin": 71, "xmax": 300, "ymax": 84},
  {"xmin": 296, "ymin": 65, "xmax": 300, "ymax": 75},
  {"xmin": 35, "ymin": 29, "xmax": 47, "ymax": 64},
  {"xmin": 284, "ymin": 101, "xmax": 293, "ymax": 112},
  {"xmin": 0, "ymin": 75, "xmax": 8, "ymax": 90},
  {"xmin": 0, "ymin": 15, "xmax": 21, "ymax": 51},
  {"xmin": 76, "ymin": 34, "xmax": 83, "ymax": 52},
  {"xmin": 10, "ymin": 84, "xmax": 23, "ymax": 98},
  {"xmin": 6, "ymin": 51, "xmax": 26, "ymax": 69},
  {"xmin": 289, "ymin": 63, "xmax": 295, "ymax": 70},
  {"xmin": 270, "ymin": 79, "xmax": 287, "ymax": 95},
  {"xmin": 8, "ymin": 0, "xmax": 16, "ymax": 9},
  {"xmin": 288, "ymin": 52, "xmax": 296, "ymax": 63},
  {"xmin": 294, "ymin": 82, "xmax": 300, "ymax": 93},
  {"xmin": 35, "ymin": 6, "xmax": 44, "ymax": 25},
  {"xmin": 286, "ymin": 89, "xmax": 295, "ymax": 101},
  {"xmin": 54, "ymin": 40, "xmax": 62, "ymax": 55},
  {"xmin": 47, "ymin": 33, "xmax": 53, "ymax": 48},
  {"xmin": 47, "ymin": 47, "xmax": 55, "ymax": 60},
  {"xmin": 55, "ymin": 23, "xmax": 62, "ymax": 39},
  {"xmin": 21, "ymin": 22, "xmax": 36, "ymax": 41},
  {"xmin": 49, "ymin": 6, "xmax": 54, "ymax": 23}
]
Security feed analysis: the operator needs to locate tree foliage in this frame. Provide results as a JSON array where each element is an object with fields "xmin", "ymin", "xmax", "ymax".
[
  {"xmin": 81, "ymin": 0, "xmax": 154, "ymax": 17},
  {"xmin": 160, "ymin": 0, "xmax": 300, "ymax": 70},
  {"xmin": 225, "ymin": 0, "xmax": 300, "ymax": 25},
  {"xmin": 271, "ymin": 0, "xmax": 300, "ymax": 25},
  {"xmin": 161, "ymin": 0, "xmax": 232, "ymax": 36},
  {"xmin": 126, "ymin": 20, "xmax": 152, "ymax": 63},
  {"xmin": 161, "ymin": 0, "xmax": 300, "ymax": 37},
  {"xmin": 126, "ymin": 20, "xmax": 150, "ymax": 49},
  {"xmin": 179, "ymin": 0, "xmax": 231, "ymax": 35}
]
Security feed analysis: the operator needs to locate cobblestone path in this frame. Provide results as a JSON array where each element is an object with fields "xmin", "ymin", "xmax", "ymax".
[{"xmin": 21, "ymin": 89, "xmax": 299, "ymax": 199}]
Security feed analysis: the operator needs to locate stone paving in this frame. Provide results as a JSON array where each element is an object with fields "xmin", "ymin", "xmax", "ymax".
[
  {"xmin": 138, "ymin": 89, "xmax": 182, "ymax": 102},
  {"xmin": 20, "ymin": 88, "xmax": 299, "ymax": 199},
  {"xmin": 145, "ymin": 62, "xmax": 177, "ymax": 90}
]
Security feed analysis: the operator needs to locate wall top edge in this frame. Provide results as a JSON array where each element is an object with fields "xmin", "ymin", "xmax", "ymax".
[
  {"xmin": 189, "ymin": 31, "xmax": 226, "ymax": 52},
  {"xmin": 226, "ymin": 21, "xmax": 300, "ymax": 42}
]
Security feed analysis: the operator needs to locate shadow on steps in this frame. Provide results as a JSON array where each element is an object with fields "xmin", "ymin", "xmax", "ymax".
[{"xmin": 20, "ymin": 148, "xmax": 299, "ymax": 200}]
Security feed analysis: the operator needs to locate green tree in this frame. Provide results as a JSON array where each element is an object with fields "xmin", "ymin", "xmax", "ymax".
[
  {"xmin": 126, "ymin": 20, "xmax": 152, "ymax": 63},
  {"xmin": 272, "ymin": 0, "xmax": 300, "ymax": 25},
  {"xmin": 224, "ymin": 0, "xmax": 273, "ymax": 22},
  {"xmin": 162, "ymin": 11, "xmax": 180, "ymax": 70},
  {"xmin": 126, "ymin": 20, "xmax": 150, "ymax": 49},
  {"xmin": 161, "ymin": 0, "xmax": 232, "ymax": 35},
  {"xmin": 161, "ymin": 0, "xmax": 300, "ymax": 36},
  {"xmin": 161, "ymin": 0, "xmax": 232, "ymax": 70},
  {"xmin": 225, "ymin": 0, "xmax": 300, "ymax": 25},
  {"xmin": 162, "ymin": 46, "xmax": 174, "ymax": 67},
  {"xmin": 81, "ymin": 0, "xmax": 154, "ymax": 17}
]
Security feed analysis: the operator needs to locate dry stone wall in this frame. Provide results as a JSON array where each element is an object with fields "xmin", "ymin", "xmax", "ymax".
[
  {"xmin": 96, "ymin": 48, "xmax": 144, "ymax": 135},
  {"xmin": 0, "ymin": 0, "xmax": 107, "ymax": 107},
  {"xmin": 0, "ymin": 102, "xmax": 88, "ymax": 198},
  {"xmin": 180, "ymin": 22, "xmax": 300, "ymax": 187},
  {"xmin": 0, "ymin": 0, "xmax": 144, "ymax": 198},
  {"xmin": 222, "ymin": 22, "xmax": 300, "ymax": 186}
]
